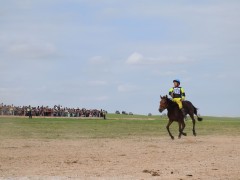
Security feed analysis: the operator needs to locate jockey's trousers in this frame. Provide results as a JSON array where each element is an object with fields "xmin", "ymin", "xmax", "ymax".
[{"xmin": 172, "ymin": 98, "xmax": 183, "ymax": 109}]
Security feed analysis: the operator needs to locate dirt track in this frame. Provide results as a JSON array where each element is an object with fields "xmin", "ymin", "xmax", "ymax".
[{"xmin": 0, "ymin": 136, "xmax": 239, "ymax": 179}]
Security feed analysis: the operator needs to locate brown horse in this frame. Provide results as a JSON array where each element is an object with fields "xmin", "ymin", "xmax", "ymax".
[{"xmin": 159, "ymin": 95, "xmax": 203, "ymax": 140}]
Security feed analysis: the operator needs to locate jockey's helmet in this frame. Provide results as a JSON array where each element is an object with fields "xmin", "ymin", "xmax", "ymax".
[{"xmin": 173, "ymin": 79, "xmax": 180, "ymax": 84}]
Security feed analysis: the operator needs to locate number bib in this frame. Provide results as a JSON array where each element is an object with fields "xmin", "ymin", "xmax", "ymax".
[{"xmin": 173, "ymin": 88, "xmax": 181, "ymax": 95}]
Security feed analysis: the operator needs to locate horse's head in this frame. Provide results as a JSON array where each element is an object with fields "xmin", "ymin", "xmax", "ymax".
[{"xmin": 159, "ymin": 95, "xmax": 169, "ymax": 113}]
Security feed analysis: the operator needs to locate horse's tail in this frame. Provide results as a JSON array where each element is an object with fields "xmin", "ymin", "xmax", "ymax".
[{"xmin": 194, "ymin": 106, "xmax": 203, "ymax": 121}]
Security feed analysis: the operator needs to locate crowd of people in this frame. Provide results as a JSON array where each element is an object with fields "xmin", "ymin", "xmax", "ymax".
[{"xmin": 0, "ymin": 103, "xmax": 107, "ymax": 118}]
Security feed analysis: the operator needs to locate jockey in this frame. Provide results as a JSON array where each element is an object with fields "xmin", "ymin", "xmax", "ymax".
[{"xmin": 169, "ymin": 79, "xmax": 186, "ymax": 117}]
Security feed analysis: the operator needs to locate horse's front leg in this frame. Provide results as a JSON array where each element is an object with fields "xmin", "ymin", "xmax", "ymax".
[{"xmin": 166, "ymin": 120, "xmax": 174, "ymax": 140}]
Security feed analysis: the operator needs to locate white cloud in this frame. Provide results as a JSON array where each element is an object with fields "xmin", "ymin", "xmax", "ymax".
[
  {"xmin": 154, "ymin": 71, "xmax": 177, "ymax": 77},
  {"xmin": 117, "ymin": 84, "xmax": 138, "ymax": 93},
  {"xmin": 96, "ymin": 96, "xmax": 109, "ymax": 101},
  {"xmin": 153, "ymin": 70, "xmax": 188, "ymax": 77},
  {"xmin": 89, "ymin": 56, "xmax": 107, "ymax": 65},
  {"xmin": 126, "ymin": 52, "xmax": 192, "ymax": 65},
  {"xmin": 0, "ymin": 87, "xmax": 25, "ymax": 104},
  {"xmin": 217, "ymin": 74, "xmax": 227, "ymax": 79},
  {"xmin": 14, "ymin": 0, "xmax": 34, "ymax": 9},
  {"xmin": 6, "ymin": 41, "xmax": 56, "ymax": 60},
  {"xmin": 79, "ymin": 96, "xmax": 109, "ymax": 102},
  {"xmin": 88, "ymin": 80, "xmax": 108, "ymax": 86},
  {"xmin": 126, "ymin": 52, "xmax": 144, "ymax": 65}
]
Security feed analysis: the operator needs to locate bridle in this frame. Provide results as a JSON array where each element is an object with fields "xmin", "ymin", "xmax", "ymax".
[{"xmin": 159, "ymin": 96, "xmax": 169, "ymax": 112}]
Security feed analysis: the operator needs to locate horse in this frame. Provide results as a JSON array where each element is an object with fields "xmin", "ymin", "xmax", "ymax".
[{"xmin": 159, "ymin": 95, "xmax": 203, "ymax": 140}]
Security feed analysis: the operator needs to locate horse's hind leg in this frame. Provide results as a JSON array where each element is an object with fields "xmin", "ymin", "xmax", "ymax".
[
  {"xmin": 190, "ymin": 114, "xmax": 197, "ymax": 136},
  {"xmin": 181, "ymin": 121, "xmax": 187, "ymax": 136},
  {"xmin": 166, "ymin": 120, "xmax": 174, "ymax": 140},
  {"xmin": 178, "ymin": 122, "xmax": 182, "ymax": 139},
  {"xmin": 178, "ymin": 121, "xmax": 186, "ymax": 139},
  {"xmin": 178, "ymin": 121, "xmax": 187, "ymax": 139}
]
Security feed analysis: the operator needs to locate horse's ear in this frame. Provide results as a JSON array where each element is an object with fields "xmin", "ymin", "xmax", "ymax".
[
  {"xmin": 160, "ymin": 95, "xmax": 162, "ymax": 99},
  {"xmin": 165, "ymin": 95, "xmax": 168, "ymax": 98}
]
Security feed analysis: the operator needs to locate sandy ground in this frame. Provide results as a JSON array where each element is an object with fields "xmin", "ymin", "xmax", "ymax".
[{"xmin": 0, "ymin": 136, "xmax": 239, "ymax": 180}]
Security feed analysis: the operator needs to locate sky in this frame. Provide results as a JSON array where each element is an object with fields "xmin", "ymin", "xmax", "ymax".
[{"xmin": 0, "ymin": 0, "xmax": 240, "ymax": 116}]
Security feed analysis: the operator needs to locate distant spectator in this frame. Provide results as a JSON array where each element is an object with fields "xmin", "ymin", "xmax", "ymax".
[
  {"xmin": 0, "ymin": 103, "xmax": 106, "ymax": 118},
  {"xmin": 27, "ymin": 105, "xmax": 32, "ymax": 119}
]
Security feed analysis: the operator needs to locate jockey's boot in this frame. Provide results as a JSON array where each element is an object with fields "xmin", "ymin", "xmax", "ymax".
[{"xmin": 181, "ymin": 108, "xmax": 186, "ymax": 119}]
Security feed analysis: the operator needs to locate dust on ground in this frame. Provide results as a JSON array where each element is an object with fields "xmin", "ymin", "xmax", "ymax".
[{"xmin": 0, "ymin": 136, "xmax": 239, "ymax": 179}]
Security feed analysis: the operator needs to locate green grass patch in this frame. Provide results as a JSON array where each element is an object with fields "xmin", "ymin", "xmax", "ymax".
[{"xmin": 0, "ymin": 115, "xmax": 239, "ymax": 140}]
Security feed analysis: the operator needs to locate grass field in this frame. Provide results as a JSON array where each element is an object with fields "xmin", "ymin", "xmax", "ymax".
[{"xmin": 0, "ymin": 114, "xmax": 240, "ymax": 140}]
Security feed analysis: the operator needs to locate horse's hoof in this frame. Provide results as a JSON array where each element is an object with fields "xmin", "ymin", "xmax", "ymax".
[
  {"xmin": 193, "ymin": 133, "xmax": 197, "ymax": 136},
  {"xmin": 182, "ymin": 133, "xmax": 187, "ymax": 136},
  {"xmin": 171, "ymin": 136, "xmax": 174, "ymax": 140},
  {"xmin": 178, "ymin": 136, "xmax": 181, "ymax": 139}
]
